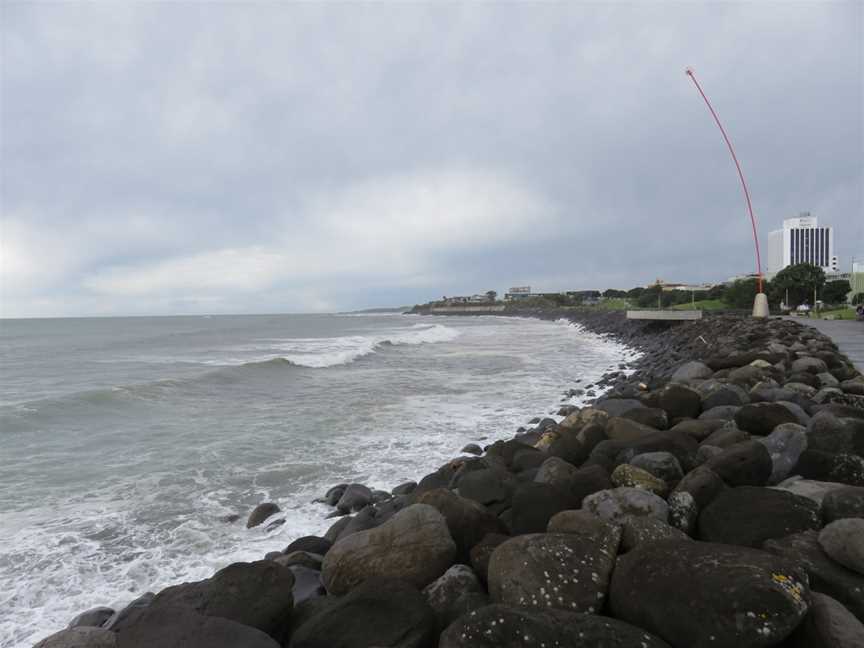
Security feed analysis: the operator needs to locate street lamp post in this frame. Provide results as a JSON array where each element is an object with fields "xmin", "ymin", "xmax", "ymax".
[{"xmin": 685, "ymin": 68, "xmax": 768, "ymax": 318}]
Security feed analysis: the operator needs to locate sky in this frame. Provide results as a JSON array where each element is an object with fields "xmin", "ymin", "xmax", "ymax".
[{"xmin": 1, "ymin": 1, "xmax": 862, "ymax": 317}]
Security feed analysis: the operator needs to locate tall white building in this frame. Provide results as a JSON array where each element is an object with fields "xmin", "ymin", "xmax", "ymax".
[{"xmin": 765, "ymin": 213, "xmax": 837, "ymax": 276}]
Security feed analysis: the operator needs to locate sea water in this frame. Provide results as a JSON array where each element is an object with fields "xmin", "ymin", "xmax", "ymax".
[{"xmin": 0, "ymin": 313, "xmax": 637, "ymax": 647}]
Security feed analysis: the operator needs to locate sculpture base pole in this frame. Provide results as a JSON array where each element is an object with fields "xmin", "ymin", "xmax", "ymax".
[{"xmin": 753, "ymin": 292, "xmax": 769, "ymax": 318}]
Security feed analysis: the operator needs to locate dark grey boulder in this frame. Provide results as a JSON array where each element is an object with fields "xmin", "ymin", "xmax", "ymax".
[
  {"xmin": 619, "ymin": 515, "xmax": 689, "ymax": 552},
  {"xmin": 622, "ymin": 406, "xmax": 669, "ymax": 430},
  {"xmin": 701, "ymin": 423, "xmax": 749, "ymax": 448},
  {"xmin": 594, "ymin": 397, "xmax": 644, "ymax": 416},
  {"xmin": 103, "ymin": 593, "xmax": 154, "ymax": 631},
  {"xmin": 533, "ymin": 456, "xmax": 578, "ymax": 487},
  {"xmin": 68, "ymin": 607, "xmax": 114, "ymax": 629},
  {"xmin": 320, "ymin": 484, "xmax": 347, "ymax": 506},
  {"xmin": 698, "ymin": 405, "xmax": 740, "ymax": 421},
  {"xmin": 669, "ymin": 418, "xmax": 726, "ymax": 441},
  {"xmin": 808, "ymin": 411, "xmax": 858, "ymax": 454},
  {"xmin": 246, "ymin": 502, "xmax": 281, "ymax": 529},
  {"xmin": 630, "ymin": 451, "xmax": 684, "ymax": 483},
  {"xmin": 704, "ymin": 440, "xmax": 773, "ymax": 486},
  {"xmin": 284, "ymin": 535, "xmax": 332, "ymax": 556},
  {"xmin": 777, "ymin": 400, "xmax": 811, "ymax": 426},
  {"xmin": 422, "ymin": 564, "xmax": 488, "ymax": 633},
  {"xmin": 392, "ymin": 481, "xmax": 417, "ymax": 496},
  {"xmin": 785, "ymin": 592, "xmax": 864, "ymax": 648},
  {"xmin": 336, "ymin": 484, "xmax": 373, "ymax": 513},
  {"xmin": 115, "ymin": 605, "xmax": 280, "ymax": 648},
  {"xmin": 699, "ymin": 380, "xmax": 750, "ymax": 410},
  {"xmin": 605, "ymin": 416, "xmax": 657, "ymax": 441},
  {"xmin": 546, "ymin": 509, "xmax": 622, "ymax": 545},
  {"xmin": 821, "ymin": 486, "xmax": 864, "ymax": 523},
  {"xmin": 656, "ymin": 383, "xmax": 702, "ymax": 419},
  {"xmin": 288, "ymin": 578, "xmax": 436, "ymax": 648},
  {"xmin": 455, "ymin": 468, "xmax": 513, "ymax": 507},
  {"xmin": 764, "ymin": 530, "xmax": 864, "ymax": 622},
  {"xmin": 819, "ymin": 518, "xmax": 864, "ymax": 575},
  {"xmin": 670, "ymin": 360, "xmax": 713, "ymax": 383},
  {"xmin": 35, "ymin": 628, "xmax": 117, "ymax": 648},
  {"xmin": 460, "ymin": 443, "xmax": 482, "ymax": 456},
  {"xmin": 143, "ymin": 560, "xmax": 294, "ymax": 642},
  {"xmin": 698, "ymin": 486, "xmax": 821, "ymax": 548},
  {"xmin": 582, "ymin": 486, "xmax": 668, "ymax": 523},
  {"xmin": 287, "ymin": 565, "xmax": 326, "ymax": 605},
  {"xmin": 795, "ymin": 450, "xmax": 864, "ymax": 486},
  {"xmin": 488, "ymin": 531, "xmax": 618, "ymax": 613},
  {"xmin": 509, "ymin": 481, "xmax": 579, "ymax": 534},
  {"xmin": 439, "ymin": 604, "xmax": 671, "ymax": 648},
  {"xmin": 734, "ymin": 402, "xmax": 799, "ymax": 435},
  {"xmin": 791, "ymin": 356, "xmax": 829, "ymax": 374},
  {"xmin": 415, "ymin": 488, "xmax": 505, "ymax": 563},
  {"xmin": 469, "ymin": 532, "xmax": 509, "ymax": 586},
  {"xmin": 610, "ymin": 540, "xmax": 810, "ymax": 648},
  {"xmin": 321, "ymin": 504, "xmax": 456, "ymax": 595}
]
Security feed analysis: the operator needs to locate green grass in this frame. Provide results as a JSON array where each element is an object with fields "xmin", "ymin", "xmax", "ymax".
[
  {"xmin": 810, "ymin": 307, "xmax": 858, "ymax": 320},
  {"xmin": 671, "ymin": 299, "xmax": 727, "ymax": 311},
  {"xmin": 595, "ymin": 298, "xmax": 630, "ymax": 310}
]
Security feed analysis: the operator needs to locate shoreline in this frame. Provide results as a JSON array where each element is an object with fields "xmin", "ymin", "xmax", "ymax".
[{"xmin": 34, "ymin": 312, "xmax": 864, "ymax": 648}]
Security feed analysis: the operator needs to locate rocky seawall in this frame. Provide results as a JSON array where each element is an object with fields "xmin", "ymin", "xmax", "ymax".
[{"xmin": 35, "ymin": 315, "xmax": 864, "ymax": 648}]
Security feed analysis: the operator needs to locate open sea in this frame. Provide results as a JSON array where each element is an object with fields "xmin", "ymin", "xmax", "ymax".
[{"xmin": 0, "ymin": 313, "xmax": 637, "ymax": 647}]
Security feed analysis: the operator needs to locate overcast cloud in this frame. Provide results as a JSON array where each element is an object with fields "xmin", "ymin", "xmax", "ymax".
[{"xmin": 1, "ymin": 1, "xmax": 862, "ymax": 317}]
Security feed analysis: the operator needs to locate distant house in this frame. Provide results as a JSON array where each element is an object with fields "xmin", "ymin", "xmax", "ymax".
[{"xmin": 504, "ymin": 286, "xmax": 533, "ymax": 301}]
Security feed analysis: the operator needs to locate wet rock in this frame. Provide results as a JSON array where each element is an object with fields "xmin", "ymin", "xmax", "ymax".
[
  {"xmin": 469, "ymin": 533, "xmax": 509, "ymax": 586},
  {"xmin": 698, "ymin": 485, "xmax": 821, "ymax": 548},
  {"xmin": 667, "ymin": 490, "xmax": 698, "ymax": 534},
  {"xmin": 321, "ymin": 504, "xmax": 456, "ymax": 595},
  {"xmin": 622, "ymin": 406, "xmax": 669, "ymax": 430},
  {"xmin": 792, "ymin": 356, "xmax": 829, "ymax": 374},
  {"xmin": 456, "ymin": 468, "xmax": 513, "ymax": 507},
  {"xmin": 438, "ymin": 604, "xmax": 671, "ymax": 648},
  {"xmin": 103, "ymin": 594, "xmax": 154, "ymax": 631},
  {"xmin": 619, "ymin": 515, "xmax": 689, "ymax": 552},
  {"xmin": 68, "ymin": 607, "xmax": 114, "ymax": 629},
  {"xmin": 422, "ymin": 564, "xmax": 488, "ymax": 633},
  {"xmin": 794, "ymin": 450, "xmax": 864, "ymax": 486},
  {"xmin": 284, "ymin": 536, "xmax": 332, "ymax": 556},
  {"xmin": 669, "ymin": 418, "xmax": 725, "ymax": 442},
  {"xmin": 821, "ymin": 486, "xmax": 864, "ymax": 523},
  {"xmin": 772, "ymin": 476, "xmax": 848, "ymax": 506},
  {"xmin": 819, "ymin": 518, "xmax": 864, "ymax": 575},
  {"xmin": 701, "ymin": 423, "xmax": 749, "ymax": 448},
  {"xmin": 734, "ymin": 402, "xmax": 799, "ymax": 435},
  {"xmin": 115, "ymin": 605, "xmax": 279, "ymax": 648},
  {"xmin": 756, "ymin": 422, "xmax": 808, "ymax": 484},
  {"xmin": 764, "ymin": 530, "xmax": 864, "ymax": 622},
  {"xmin": 460, "ymin": 443, "xmax": 482, "ymax": 456},
  {"xmin": 35, "ymin": 628, "xmax": 117, "ymax": 648},
  {"xmin": 698, "ymin": 405, "xmax": 740, "ymax": 421},
  {"xmin": 275, "ymin": 551, "xmax": 322, "ymax": 570},
  {"xmin": 594, "ymin": 398, "xmax": 645, "ymax": 417},
  {"xmin": 582, "ymin": 486, "xmax": 668, "ymax": 523},
  {"xmin": 289, "ymin": 578, "xmax": 436, "ymax": 648},
  {"xmin": 605, "ymin": 416, "xmax": 657, "ymax": 442},
  {"xmin": 533, "ymin": 456, "xmax": 578, "ymax": 487},
  {"xmin": 287, "ymin": 565, "xmax": 326, "ymax": 605},
  {"xmin": 488, "ymin": 531, "xmax": 618, "ymax": 613},
  {"xmin": 610, "ymin": 540, "xmax": 809, "ymax": 648},
  {"xmin": 699, "ymin": 381, "xmax": 750, "ymax": 409},
  {"xmin": 509, "ymin": 481, "xmax": 579, "ymax": 535},
  {"xmin": 143, "ymin": 560, "xmax": 295, "ymax": 642},
  {"xmin": 785, "ymin": 592, "xmax": 864, "ymax": 648},
  {"xmin": 704, "ymin": 440, "xmax": 773, "ymax": 486},
  {"xmin": 320, "ymin": 484, "xmax": 347, "ymax": 506},
  {"xmin": 246, "ymin": 502, "xmax": 281, "ymax": 529},
  {"xmin": 415, "ymin": 488, "xmax": 505, "ymax": 563},
  {"xmin": 336, "ymin": 484, "xmax": 373, "ymax": 513},
  {"xmin": 656, "ymin": 383, "xmax": 702, "ymax": 419},
  {"xmin": 546, "ymin": 509, "xmax": 622, "ymax": 545}
]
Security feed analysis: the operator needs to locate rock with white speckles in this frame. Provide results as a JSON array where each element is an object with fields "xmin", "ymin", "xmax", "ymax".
[
  {"xmin": 756, "ymin": 423, "xmax": 808, "ymax": 485},
  {"xmin": 611, "ymin": 464, "xmax": 669, "ymax": 496},
  {"xmin": 667, "ymin": 491, "xmax": 698, "ymax": 534},
  {"xmin": 818, "ymin": 519, "xmax": 864, "ymax": 576},
  {"xmin": 438, "ymin": 604, "xmax": 672, "ymax": 648},
  {"xmin": 582, "ymin": 487, "xmax": 668, "ymax": 524},
  {"xmin": 610, "ymin": 540, "xmax": 810, "ymax": 648},
  {"xmin": 487, "ymin": 532, "xmax": 618, "ymax": 614},
  {"xmin": 619, "ymin": 515, "xmax": 690, "ymax": 552},
  {"xmin": 422, "ymin": 564, "xmax": 489, "ymax": 634}
]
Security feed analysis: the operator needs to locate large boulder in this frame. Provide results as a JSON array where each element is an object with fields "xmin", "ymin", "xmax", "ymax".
[
  {"xmin": 468, "ymin": 533, "xmax": 509, "ymax": 586},
  {"xmin": 35, "ymin": 628, "xmax": 117, "ymax": 648},
  {"xmin": 68, "ymin": 607, "xmax": 114, "ymax": 629},
  {"xmin": 698, "ymin": 381, "xmax": 750, "ymax": 410},
  {"xmin": 533, "ymin": 456, "xmax": 579, "ymax": 487},
  {"xmin": 438, "ymin": 604, "xmax": 671, "ymax": 648},
  {"xmin": 487, "ymin": 531, "xmax": 618, "ymax": 613},
  {"xmin": 630, "ymin": 451, "xmax": 684, "ymax": 483},
  {"xmin": 321, "ymin": 504, "xmax": 456, "ymax": 595},
  {"xmin": 622, "ymin": 406, "xmax": 669, "ymax": 430},
  {"xmin": 672, "ymin": 466, "xmax": 726, "ymax": 509},
  {"xmin": 791, "ymin": 356, "xmax": 829, "ymax": 374},
  {"xmin": 656, "ymin": 383, "xmax": 702, "ymax": 419},
  {"xmin": 619, "ymin": 515, "xmax": 689, "ymax": 552},
  {"xmin": 115, "ymin": 605, "xmax": 280, "ymax": 648},
  {"xmin": 456, "ymin": 468, "xmax": 513, "ymax": 508},
  {"xmin": 422, "ymin": 565, "xmax": 488, "ymax": 633},
  {"xmin": 610, "ymin": 464, "xmax": 668, "ymax": 495},
  {"xmin": 698, "ymin": 405, "xmax": 741, "ymax": 421},
  {"xmin": 415, "ymin": 489, "xmax": 504, "ymax": 563},
  {"xmin": 141, "ymin": 561, "xmax": 294, "ymax": 642},
  {"xmin": 671, "ymin": 361, "xmax": 714, "ymax": 383},
  {"xmin": 821, "ymin": 486, "xmax": 864, "ymax": 523},
  {"xmin": 819, "ymin": 519, "xmax": 864, "ymax": 575},
  {"xmin": 508, "ymin": 481, "xmax": 578, "ymax": 535},
  {"xmin": 595, "ymin": 398, "xmax": 645, "ymax": 417},
  {"xmin": 794, "ymin": 450, "xmax": 864, "ymax": 486},
  {"xmin": 698, "ymin": 486, "xmax": 821, "ymax": 548},
  {"xmin": 755, "ymin": 423, "xmax": 808, "ymax": 484},
  {"xmin": 289, "ymin": 578, "xmax": 436, "ymax": 648},
  {"xmin": 582, "ymin": 486, "xmax": 668, "ymax": 523},
  {"xmin": 610, "ymin": 540, "xmax": 810, "ymax": 648},
  {"xmin": 734, "ymin": 402, "xmax": 799, "ymax": 435},
  {"xmin": 785, "ymin": 592, "xmax": 864, "ymax": 648},
  {"xmin": 703, "ymin": 440, "xmax": 773, "ymax": 486},
  {"xmin": 771, "ymin": 476, "xmax": 847, "ymax": 506},
  {"xmin": 247, "ymin": 502, "xmax": 281, "ymax": 529},
  {"xmin": 764, "ymin": 530, "xmax": 864, "ymax": 622},
  {"xmin": 605, "ymin": 417, "xmax": 658, "ymax": 442}
]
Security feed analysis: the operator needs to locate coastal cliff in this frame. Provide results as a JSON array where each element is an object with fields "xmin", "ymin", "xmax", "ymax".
[{"xmin": 37, "ymin": 314, "xmax": 864, "ymax": 648}]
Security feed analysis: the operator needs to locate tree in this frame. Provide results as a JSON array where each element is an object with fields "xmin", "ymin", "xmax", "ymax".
[
  {"xmin": 636, "ymin": 285, "xmax": 662, "ymax": 308},
  {"xmin": 485, "ymin": 290, "xmax": 497, "ymax": 302},
  {"xmin": 603, "ymin": 289, "xmax": 627, "ymax": 298},
  {"xmin": 724, "ymin": 278, "xmax": 765, "ymax": 310},
  {"xmin": 707, "ymin": 284, "xmax": 727, "ymax": 300},
  {"xmin": 853, "ymin": 292, "xmax": 864, "ymax": 306},
  {"xmin": 627, "ymin": 287, "xmax": 645, "ymax": 299},
  {"xmin": 822, "ymin": 280, "xmax": 851, "ymax": 305},
  {"xmin": 770, "ymin": 263, "xmax": 826, "ymax": 308}
]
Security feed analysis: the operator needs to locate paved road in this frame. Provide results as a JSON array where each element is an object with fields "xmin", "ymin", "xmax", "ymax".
[{"xmin": 789, "ymin": 317, "xmax": 864, "ymax": 372}]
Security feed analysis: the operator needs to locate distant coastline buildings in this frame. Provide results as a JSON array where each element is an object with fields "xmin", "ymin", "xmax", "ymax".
[{"xmin": 765, "ymin": 212, "xmax": 837, "ymax": 276}]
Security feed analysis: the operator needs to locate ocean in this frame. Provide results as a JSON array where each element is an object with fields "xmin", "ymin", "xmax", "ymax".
[{"xmin": 0, "ymin": 313, "xmax": 637, "ymax": 647}]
